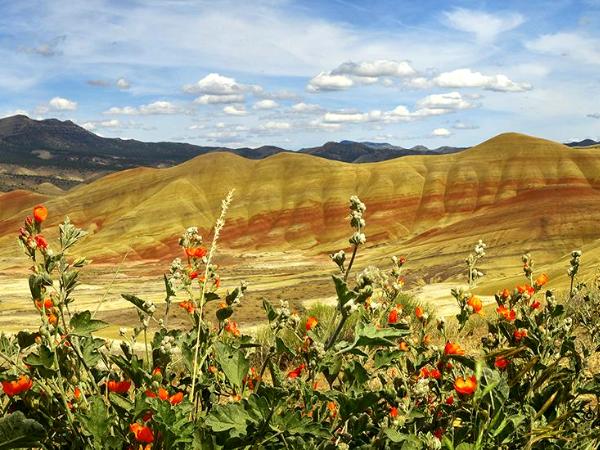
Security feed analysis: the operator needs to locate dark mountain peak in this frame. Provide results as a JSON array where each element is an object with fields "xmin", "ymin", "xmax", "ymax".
[{"xmin": 565, "ymin": 138, "xmax": 599, "ymax": 147}]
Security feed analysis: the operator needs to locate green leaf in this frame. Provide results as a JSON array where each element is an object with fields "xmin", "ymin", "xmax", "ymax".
[
  {"xmin": 339, "ymin": 323, "xmax": 408, "ymax": 354},
  {"xmin": 0, "ymin": 411, "xmax": 45, "ymax": 450},
  {"xmin": 214, "ymin": 341, "xmax": 249, "ymax": 391},
  {"xmin": 78, "ymin": 396, "xmax": 113, "ymax": 445},
  {"xmin": 16, "ymin": 331, "xmax": 37, "ymax": 349},
  {"xmin": 121, "ymin": 294, "xmax": 152, "ymax": 314},
  {"xmin": 24, "ymin": 344, "xmax": 54, "ymax": 369},
  {"xmin": 70, "ymin": 310, "xmax": 108, "ymax": 336},
  {"xmin": 275, "ymin": 336, "xmax": 296, "ymax": 357},
  {"xmin": 332, "ymin": 274, "xmax": 354, "ymax": 307},
  {"xmin": 263, "ymin": 299, "xmax": 277, "ymax": 322},
  {"xmin": 374, "ymin": 349, "xmax": 405, "ymax": 368},
  {"xmin": 216, "ymin": 306, "xmax": 233, "ymax": 322},
  {"xmin": 205, "ymin": 403, "xmax": 252, "ymax": 437}
]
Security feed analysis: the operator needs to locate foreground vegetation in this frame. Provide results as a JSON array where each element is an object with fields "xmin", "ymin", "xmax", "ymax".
[{"xmin": 1, "ymin": 196, "xmax": 599, "ymax": 449}]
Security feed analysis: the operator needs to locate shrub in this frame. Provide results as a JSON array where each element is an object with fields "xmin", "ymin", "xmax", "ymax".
[{"xmin": 0, "ymin": 196, "xmax": 599, "ymax": 449}]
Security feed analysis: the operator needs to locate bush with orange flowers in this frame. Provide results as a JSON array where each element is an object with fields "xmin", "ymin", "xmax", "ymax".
[{"xmin": 0, "ymin": 198, "xmax": 599, "ymax": 449}]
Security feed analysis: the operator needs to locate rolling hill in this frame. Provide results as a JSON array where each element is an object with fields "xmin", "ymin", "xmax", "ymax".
[{"xmin": 2, "ymin": 132, "xmax": 600, "ymax": 288}]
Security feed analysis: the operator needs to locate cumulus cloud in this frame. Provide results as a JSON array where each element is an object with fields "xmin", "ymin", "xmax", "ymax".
[
  {"xmin": 260, "ymin": 121, "xmax": 291, "ymax": 130},
  {"xmin": 333, "ymin": 59, "xmax": 416, "ymax": 78},
  {"xmin": 291, "ymin": 102, "xmax": 323, "ymax": 113},
  {"xmin": 526, "ymin": 33, "xmax": 600, "ymax": 64},
  {"xmin": 223, "ymin": 105, "xmax": 247, "ymax": 116},
  {"xmin": 253, "ymin": 99, "xmax": 279, "ymax": 110},
  {"xmin": 184, "ymin": 73, "xmax": 243, "ymax": 95},
  {"xmin": 49, "ymin": 96, "xmax": 77, "ymax": 111},
  {"xmin": 194, "ymin": 94, "xmax": 245, "ymax": 104},
  {"xmin": 432, "ymin": 128, "xmax": 452, "ymax": 137},
  {"xmin": 87, "ymin": 78, "xmax": 132, "ymax": 89},
  {"xmin": 104, "ymin": 101, "xmax": 184, "ymax": 115},
  {"xmin": 81, "ymin": 119, "xmax": 121, "ymax": 130},
  {"xmin": 453, "ymin": 121, "xmax": 479, "ymax": 130},
  {"xmin": 307, "ymin": 72, "xmax": 354, "ymax": 92},
  {"xmin": 116, "ymin": 78, "xmax": 130, "ymax": 89},
  {"xmin": 416, "ymin": 92, "xmax": 474, "ymax": 111},
  {"xmin": 322, "ymin": 110, "xmax": 383, "ymax": 123},
  {"xmin": 444, "ymin": 8, "xmax": 524, "ymax": 43},
  {"xmin": 434, "ymin": 68, "xmax": 531, "ymax": 92}
]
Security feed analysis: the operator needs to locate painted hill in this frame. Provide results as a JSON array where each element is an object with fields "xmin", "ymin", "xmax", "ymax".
[{"xmin": 2, "ymin": 132, "xmax": 600, "ymax": 287}]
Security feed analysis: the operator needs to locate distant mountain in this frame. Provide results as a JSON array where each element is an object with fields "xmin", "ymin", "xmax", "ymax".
[
  {"xmin": 0, "ymin": 114, "xmax": 466, "ymax": 192},
  {"xmin": 565, "ymin": 139, "xmax": 600, "ymax": 147}
]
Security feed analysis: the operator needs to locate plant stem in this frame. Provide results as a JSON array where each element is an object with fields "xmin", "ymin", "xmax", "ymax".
[
  {"xmin": 344, "ymin": 245, "xmax": 358, "ymax": 283},
  {"xmin": 325, "ymin": 313, "xmax": 348, "ymax": 350}
]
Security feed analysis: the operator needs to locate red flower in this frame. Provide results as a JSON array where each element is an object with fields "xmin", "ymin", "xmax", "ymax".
[
  {"xmin": 1, "ymin": 375, "xmax": 33, "ymax": 396},
  {"xmin": 467, "ymin": 296, "xmax": 483, "ymax": 314},
  {"xmin": 535, "ymin": 273, "xmax": 549, "ymax": 288},
  {"xmin": 494, "ymin": 356, "xmax": 510, "ymax": 370},
  {"xmin": 130, "ymin": 423, "xmax": 154, "ymax": 443},
  {"xmin": 107, "ymin": 379, "xmax": 131, "ymax": 394},
  {"xmin": 415, "ymin": 306, "xmax": 425, "ymax": 320},
  {"xmin": 34, "ymin": 235, "xmax": 48, "ymax": 250},
  {"xmin": 158, "ymin": 387, "xmax": 169, "ymax": 401},
  {"xmin": 433, "ymin": 428, "xmax": 444, "ymax": 440},
  {"xmin": 35, "ymin": 298, "xmax": 54, "ymax": 310},
  {"xmin": 419, "ymin": 367, "xmax": 430, "ymax": 378},
  {"xmin": 33, "ymin": 205, "xmax": 48, "ymax": 223},
  {"xmin": 305, "ymin": 316, "xmax": 318, "ymax": 331},
  {"xmin": 530, "ymin": 300, "xmax": 541, "ymax": 309},
  {"xmin": 74, "ymin": 387, "xmax": 81, "ymax": 400},
  {"xmin": 189, "ymin": 271, "xmax": 199, "ymax": 280},
  {"xmin": 287, "ymin": 364, "xmax": 305, "ymax": 379},
  {"xmin": 224, "ymin": 320, "xmax": 241, "ymax": 337},
  {"xmin": 444, "ymin": 341, "xmax": 465, "ymax": 356},
  {"xmin": 454, "ymin": 375, "xmax": 477, "ymax": 395},
  {"xmin": 390, "ymin": 406, "xmax": 398, "ymax": 418},
  {"xmin": 178, "ymin": 301, "xmax": 195, "ymax": 314},
  {"xmin": 398, "ymin": 256, "xmax": 407, "ymax": 265},
  {"xmin": 514, "ymin": 328, "xmax": 528, "ymax": 342},
  {"xmin": 169, "ymin": 391, "xmax": 184, "ymax": 405},
  {"xmin": 497, "ymin": 305, "xmax": 516, "ymax": 321},
  {"xmin": 501, "ymin": 288, "xmax": 510, "ymax": 299},
  {"xmin": 429, "ymin": 368, "xmax": 442, "ymax": 380},
  {"xmin": 185, "ymin": 247, "xmax": 207, "ymax": 258},
  {"xmin": 445, "ymin": 395, "xmax": 454, "ymax": 405},
  {"xmin": 517, "ymin": 284, "xmax": 535, "ymax": 296},
  {"xmin": 387, "ymin": 308, "xmax": 399, "ymax": 324}
]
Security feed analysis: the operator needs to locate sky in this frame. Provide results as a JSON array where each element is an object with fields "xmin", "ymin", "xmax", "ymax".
[{"xmin": 1, "ymin": 0, "xmax": 600, "ymax": 149}]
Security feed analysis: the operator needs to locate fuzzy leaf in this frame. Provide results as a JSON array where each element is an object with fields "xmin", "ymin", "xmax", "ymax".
[
  {"xmin": 0, "ymin": 412, "xmax": 45, "ymax": 450},
  {"xmin": 70, "ymin": 310, "xmax": 108, "ymax": 336}
]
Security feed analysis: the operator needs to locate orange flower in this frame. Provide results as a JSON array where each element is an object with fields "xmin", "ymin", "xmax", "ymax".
[
  {"xmin": 514, "ymin": 328, "xmax": 528, "ymax": 342},
  {"xmin": 388, "ymin": 308, "xmax": 399, "ymax": 324},
  {"xmin": 398, "ymin": 341, "xmax": 409, "ymax": 352},
  {"xmin": 419, "ymin": 367, "xmax": 430, "ymax": 378},
  {"xmin": 33, "ymin": 205, "xmax": 48, "ymax": 223},
  {"xmin": 47, "ymin": 313, "xmax": 58, "ymax": 326},
  {"xmin": 224, "ymin": 320, "xmax": 241, "ymax": 337},
  {"xmin": 444, "ymin": 341, "xmax": 465, "ymax": 356},
  {"xmin": 454, "ymin": 375, "xmax": 477, "ymax": 395},
  {"xmin": 1, "ymin": 375, "xmax": 33, "ymax": 396},
  {"xmin": 305, "ymin": 316, "xmax": 318, "ymax": 331},
  {"xmin": 534, "ymin": 273, "xmax": 549, "ymax": 288},
  {"xmin": 152, "ymin": 367, "xmax": 162, "ymax": 377},
  {"xmin": 34, "ymin": 235, "xmax": 48, "ymax": 250},
  {"xmin": 390, "ymin": 406, "xmax": 398, "ymax": 418},
  {"xmin": 497, "ymin": 305, "xmax": 516, "ymax": 321},
  {"xmin": 185, "ymin": 247, "xmax": 207, "ymax": 258},
  {"xmin": 169, "ymin": 391, "xmax": 184, "ymax": 405},
  {"xmin": 494, "ymin": 356, "xmax": 509, "ymax": 370},
  {"xmin": 107, "ymin": 379, "xmax": 131, "ymax": 394},
  {"xmin": 466, "ymin": 296, "xmax": 483, "ymax": 314},
  {"xmin": 445, "ymin": 395, "xmax": 454, "ymax": 405},
  {"xmin": 287, "ymin": 364, "xmax": 305, "ymax": 379},
  {"xmin": 35, "ymin": 298, "xmax": 54, "ymax": 310},
  {"xmin": 501, "ymin": 288, "xmax": 510, "ymax": 299},
  {"xmin": 158, "ymin": 387, "xmax": 169, "ymax": 401},
  {"xmin": 130, "ymin": 423, "xmax": 154, "ymax": 443},
  {"xmin": 422, "ymin": 334, "xmax": 431, "ymax": 346},
  {"xmin": 517, "ymin": 284, "xmax": 535, "ymax": 296},
  {"xmin": 178, "ymin": 301, "xmax": 195, "ymax": 314},
  {"xmin": 74, "ymin": 387, "xmax": 81, "ymax": 400},
  {"xmin": 415, "ymin": 306, "xmax": 424, "ymax": 320},
  {"xmin": 429, "ymin": 368, "xmax": 442, "ymax": 380},
  {"xmin": 327, "ymin": 401, "xmax": 337, "ymax": 417},
  {"xmin": 530, "ymin": 300, "xmax": 541, "ymax": 309}
]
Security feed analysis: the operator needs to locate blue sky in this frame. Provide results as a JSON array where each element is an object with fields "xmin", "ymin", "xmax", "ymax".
[{"xmin": 1, "ymin": 0, "xmax": 599, "ymax": 149}]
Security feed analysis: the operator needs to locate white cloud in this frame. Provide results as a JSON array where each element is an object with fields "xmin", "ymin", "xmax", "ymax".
[
  {"xmin": 333, "ymin": 59, "xmax": 416, "ymax": 78},
  {"xmin": 432, "ymin": 128, "xmax": 452, "ymax": 137},
  {"xmin": 81, "ymin": 119, "xmax": 122, "ymax": 130},
  {"xmin": 104, "ymin": 101, "xmax": 183, "ymax": 115},
  {"xmin": 49, "ymin": 96, "xmax": 77, "ymax": 110},
  {"xmin": 526, "ymin": 33, "xmax": 600, "ymax": 65},
  {"xmin": 184, "ymin": 73, "xmax": 243, "ymax": 95},
  {"xmin": 223, "ymin": 105, "xmax": 247, "ymax": 116},
  {"xmin": 261, "ymin": 121, "xmax": 291, "ymax": 130},
  {"xmin": 116, "ymin": 78, "xmax": 130, "ymax": 89},
  {"xmin": 307, "ymin": 72, "xmax": 354, "ymax": 92},
  {"xmin": 587, "ymin": 113, "xmax": 600, "ymax": 119},
  {"xmin": 444, "ymin": 8, "xmax": 524, "ymax": 43},
  {"xmin": 291, "ymin": 102, "xmax": 323, "ymax": 113},
  {"xmin": 322, "ymin": 110, "xmax": 382, "ymax": 123},
  {"xmin": 453, "ymin": 121, "xmax": 479, "ymax": 130},
  {"xmin": 2, "ymin": 109, "xmax": 29, "ymax": 118},
  {"xmin": 253, "ymin": 99, "xmax": 279, "ymax": 110},
  {"xmin": 194, "ymin": 94, "xmax": 245, "ymax": 104},
  {"xmin": 434, "ymin": 68, "xmax": 531, "ymax": 92},
  {"xmin": 416, "ymin": 92, "xmax": 474, "ymax": 111}
]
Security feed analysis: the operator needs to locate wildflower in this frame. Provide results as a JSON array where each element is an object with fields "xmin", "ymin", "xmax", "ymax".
[
  {"xmin": 398, "ymin": 341, "xmax": 409, "ymax": 352},
  {"xmin": 445, "ymin": 395, "xmax": 454, "ymax": 405},
  {"xmin": 466, "ymin": 296, "xmax": 483, "ymax": 314},
  {"xmin": 494, "ymin": 356, "xmax": 510, "ymax": 370},
  {"xmin": 169, "ymin": 391, "xmax": 184, "ymax": 405},
  {"xmin": 224, "ymin": 320, "xmax": 241, "ymax": 337},
  {"xmin": 35, "ymin": 298, "xmax": 54, "ymax": 310},
  {"xmin": 74, "ymin": 387, "xmax": 81, "ymax": 400},
  {"xmin": 517, "ymin": 284, "xmax": 535, "ymax": 296},
  {"xmin": 158, "ymin": 387, "xmax": 169, "ymax": 401},
  {"xmin": 33, "ymin": 205, "xmax": 48, "ymax": 223},
  {"xmin": 415, "ymin": 306, "xmax": 424, "ymax": 320},
  {"xmin": 530, "ymin": 300, "xmax": 541, "ymax": 309},
  {"xmin": 433, "ymin": 428, "xmax": 444, "ymax": 440},
  {"xmin": 454, "ymin": 375, "xmax": 477, "ymax": 396},
  {"xmin": 501, "ymin": 288, "xmax": 510, "ymax": 299},
  {"xmin": 47, "ymin": 313, "xmax": 58, "ymax": 326},
  {"xmin": 534, "ymin": 273, "xmax": 549, "ymax": 288},
  {"xmin": 305, "ymin": 316, "xmax": 318, "ymax": 331},
  {"xmin": 185, "ymin": 247, "xmax": 207, "ymax": 258},
  {"xmin": 444, "ymin": 341, "xmax": 465, "ymax": 356},
  {"xmin": 327, "ymin": 401, "xmax": 337, "ymax": 418},
  {"xmin": 34, "ymin": 235, "xmax": 48, "ymax": 250},
  {"xmin": 422, "ymin": 334, "xmax": 431, "ymax": 346},
  {"xmin": 429, "ymin": 368, "xmax": 442, "ymax": 380},
  {"xmin": 287, "ymin": 364, "xmax": 305, "ymax": 379},
  {"xmin": 1, "ymin": 375, "xmax": 33, "ymax": 396},
  {"xmin": 107, "ymin": 379, "xmax": 131, "ymax": 394},
  {"xmin": 514, "ymin": 328, "xmax": 528, "ymax": 342},
  {"xmin": 130, "ymin": 423, "xmax": 154, "ymax": 443},
  {"xmin": 152, "ymin": 367, "xmax": 162, "ymax": 377},
  {"xmin": 390, "ymin": 406, "xmax": 399, "ymax": 418},
  {"xmin": 388, "ymin": 308, "xmax": 399, "ymax": 324},
  {"xmin": 178, "ymin": 301, "xmax": 195, "ymax": 314},
  {"xmin": 497, "ymin": 305, "xmax": 516, "ymax": 321}
]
